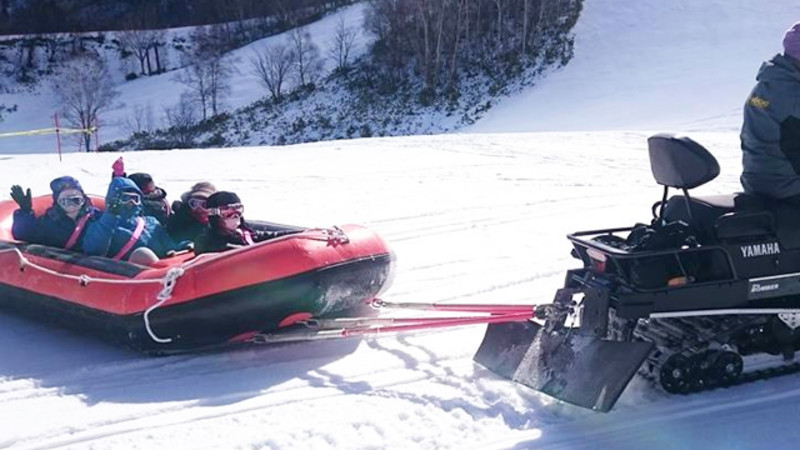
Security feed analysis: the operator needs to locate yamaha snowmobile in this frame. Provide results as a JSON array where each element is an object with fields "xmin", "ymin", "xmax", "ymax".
[{"xmin": 475, "ymin": 133, "xmax": 800, "ymax": 412}]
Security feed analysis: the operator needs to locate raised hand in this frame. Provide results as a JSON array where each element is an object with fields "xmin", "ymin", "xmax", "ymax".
[
  {"xmin": 112, "ymin": 157, "xmax": 125, "ymax": 177},
  {"xmin": 10, "ymin": 185, "xmax": 32, "ymax": 211}
]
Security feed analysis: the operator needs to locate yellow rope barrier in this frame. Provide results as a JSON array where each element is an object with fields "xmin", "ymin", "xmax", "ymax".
[{"xmin": 0, "ymin": 126, "xmax": 96, "ymax": 138}]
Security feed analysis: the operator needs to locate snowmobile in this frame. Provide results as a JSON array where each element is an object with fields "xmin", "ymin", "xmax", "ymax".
[{"xmin": 475, "ymin": 133, "xmax": 800, "ymax": 412}]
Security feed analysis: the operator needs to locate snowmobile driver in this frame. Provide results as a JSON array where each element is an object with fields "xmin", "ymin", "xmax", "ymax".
[{"xmin": 740, "ymin": 22, "xmax": 800, "ymax": 200}]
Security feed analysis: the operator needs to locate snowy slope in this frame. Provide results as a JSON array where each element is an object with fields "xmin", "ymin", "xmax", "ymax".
[
  {"xmin": 3, "ymin": 1, "xmax": 800, "ymax": 449},
  {"xmin": 6, "ymin": 132, "xmax": 800, "ymax": 449},
  {"xmin": 0, "ymin": 131, "xmax": 757, "ymax": 450},
  {"xmin": 469, "ymin": 0, "xmax": 800, "ymax": 133}
]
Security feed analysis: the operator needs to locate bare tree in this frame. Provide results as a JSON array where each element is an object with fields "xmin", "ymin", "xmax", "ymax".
[
  {"xmin": 163, "ymin": 94, "xmax": 198, "ymax": 147},
  {"xmin": 175, "ymin": 54, "xmax": 234, "ymax": 120},
  {"xmin": 289, "ymin": 29, "xmax": 323, "ymax": 86},
  {"xmin": 52, "ymin": 56, "xmax": 119, "ymax": 152},
  {"xmin": 124, "ymin": 103, "xmax": 155, "ymax": 135},
  {"xmin": 250, "ymin": 43, "xmax": 292, "ymax": 101},
  {"xmin": 329, "ymin": 16, "xmax": 357, "ymax": 71},
  {"xmin": 118, "ymin": 29, "xmax": 157, "ymax": 75},
  {"xmin": 175, "ymin": 24, "xmax": 236, "ymax": 119},
  {"xmin": 204, "ymin": 56, "xmax": 234, "ymax": 116},
  {"xmin": 150, "ymin": 30, "xmax": 167, "ymax": 73}
]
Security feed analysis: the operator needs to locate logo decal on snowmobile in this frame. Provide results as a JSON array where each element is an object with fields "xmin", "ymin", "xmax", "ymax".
[
  {"xmin": 747, "ymin": 273, "xmax": 800, "ymax": 299},
  {"xmin": 751, "ymin": 282, "xmax": 780, "ymax": 293},
  {"xmin": 739, "ymin": 242, "xmax": 780, "ymax": 258}
]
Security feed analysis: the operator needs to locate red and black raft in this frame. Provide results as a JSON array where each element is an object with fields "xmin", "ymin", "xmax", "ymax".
[{"xmin": 0, "ymin": 195, "xmax": 395, "ymax": 353}]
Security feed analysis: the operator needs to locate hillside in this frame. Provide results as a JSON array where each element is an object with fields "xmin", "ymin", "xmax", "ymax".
[
  {"xmin": 470, "ymin": 0, "xmax": 800, "ymax": 133},
  {"xmin": 0, "ymin": 4, "xmax": 372, "ymax": 153},
  {"xmin": 0, "ymin": 1, "xmax": 582, "ymax": 154}
]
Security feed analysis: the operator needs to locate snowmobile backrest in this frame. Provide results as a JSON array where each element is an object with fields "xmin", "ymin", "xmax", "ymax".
[{"xmin": 648, "ymin": 134, "xmax": 720, "ymax": 189}]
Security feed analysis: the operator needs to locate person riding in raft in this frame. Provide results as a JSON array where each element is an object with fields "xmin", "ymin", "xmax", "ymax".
[
  {"xmin": 10, "ymin": 176, "xmax": 101, "ymax": 252},
  {"xmin": 167, "ymin": 181, "xmax": 217, "ymax": 243},
  {"xmin": 83, "ymin": 177, "xmax": 191, "ymax": 264},
  {"xmin": 111, "ymin": 157, "xmax": 171, "ymax": 225},
  {"xmin": 194, "ymin": 191, "xmax": 302, "ymax": 255}
]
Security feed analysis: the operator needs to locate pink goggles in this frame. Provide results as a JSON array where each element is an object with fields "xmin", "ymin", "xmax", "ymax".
[{"xmin": 208, "ymin": 203, "xmax": 244, "ymax": 218}]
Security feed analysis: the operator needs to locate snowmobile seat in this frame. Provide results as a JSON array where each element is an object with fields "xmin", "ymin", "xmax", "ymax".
[{"xmin": 664, "ymin": 193, "xmax": 775, "ymax": 242}]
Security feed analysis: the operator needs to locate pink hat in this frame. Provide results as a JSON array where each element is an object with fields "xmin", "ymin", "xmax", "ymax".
[{"xmin": 784, "ymin": 22, "xmax": 800, "ymax": 60}]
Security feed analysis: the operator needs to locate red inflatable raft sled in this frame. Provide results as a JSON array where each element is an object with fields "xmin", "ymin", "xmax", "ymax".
[{"xmin": 0, "ymin": 195, "xmax": 395, "ymax": 353}]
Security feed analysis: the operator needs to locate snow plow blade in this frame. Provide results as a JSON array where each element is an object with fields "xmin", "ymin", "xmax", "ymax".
[{"xmin": 474, "ymin": 321, "xmax": 653, "ymax": 412}]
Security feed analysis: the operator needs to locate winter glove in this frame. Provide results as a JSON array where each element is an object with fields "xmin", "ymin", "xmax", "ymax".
[
  {"xmin": 166, "ymin": 240, "xmax": 194, "ymax": 257},
  {"xmin": 177, "ymin": 240, "xmax": 194, "ymax": 251},
  {"xmin": 112, "ymin": 157, "xmax": 125, "ymax": 177},
  {"xmin": 10, "ymin": 185, "xmax": 32, "ymax": 212}
]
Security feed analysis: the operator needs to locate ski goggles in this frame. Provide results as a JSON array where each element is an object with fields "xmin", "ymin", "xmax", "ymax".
[
  {"xmin": 57, "ymin": 195, "xmax": 85, "ymax": 209},
  {"xmin": 209, "ymin": 203, "xmax": 244, "ymax": 218},
  {"xmin": 119, "ymin": 192, "xmax": 142, "ymax": 205},
  {"xmin": 187, "ymin": 197, "xmax": 208, "ymax": 210}
]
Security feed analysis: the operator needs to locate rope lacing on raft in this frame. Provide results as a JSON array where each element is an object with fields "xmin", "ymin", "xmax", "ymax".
[{"xmin": 0, "ymin": 247, "xmax": 184, "ymax": 344}]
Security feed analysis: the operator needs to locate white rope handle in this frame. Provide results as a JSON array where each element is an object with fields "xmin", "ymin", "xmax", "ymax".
[{"xmin": 143, "ymin": 267, "xmax": 185, "ymax": 344}]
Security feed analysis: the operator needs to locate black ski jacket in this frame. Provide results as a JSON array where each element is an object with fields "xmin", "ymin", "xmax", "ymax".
[
  {"xmin": 167, "ymin": 201, "xmax": 209, "ymax": 243},
  {"xmin": 741, "ymin": 53, "xmax": 800, "ymax": 199},
  {"xmin": 194, "ymin": 221, "xmax": 301, "ymax": 255}
]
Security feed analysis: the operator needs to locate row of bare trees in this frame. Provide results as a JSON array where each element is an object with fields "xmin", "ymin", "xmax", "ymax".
[
  {"xmin": 0, "ymin": 0, "xmax": 357, "ymax": 35},
  {"xmin": 250, "ymin": 17, "xmax": 357, "ymax": 101},
  {"xmin": 117, "ymin": 29, "xmax": 167, "ymax": 76},
  {"xmin": 365, "ymin": 0, "xmax": 583, "ymax": 94},
  {"xmin": 173, "ymin": 26, "xmax": 237, "ymax": 120}
]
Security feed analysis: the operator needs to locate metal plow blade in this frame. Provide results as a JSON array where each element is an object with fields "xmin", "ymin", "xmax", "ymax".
[{"xmin": 474, "ymin": 321, "xmax": 653, "ymax": 412}]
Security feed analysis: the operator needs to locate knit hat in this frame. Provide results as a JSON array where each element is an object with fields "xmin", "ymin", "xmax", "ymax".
[
  {"xmin": 128, "ymin": 173, "xmax": 154, "ymax": 191},
  {"xmin": 784, "ymin": 22, "xmax": 800, "ymax": 60},
  {"xmin": 180, "ymin": 181, "xmax": 217, "ymax": 203},
  {"xmin": 206, "ymin": 191, "xmax": 241, "ymax": 209},
  {"xmin": 49, "ymin": 176, "xmax": 85, "ymax": 201}
]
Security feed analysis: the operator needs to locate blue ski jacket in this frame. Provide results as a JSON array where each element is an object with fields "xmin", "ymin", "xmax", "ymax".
[{"xmin": 83, "ymin": 177, "xmax": 188, "ymax": 260}]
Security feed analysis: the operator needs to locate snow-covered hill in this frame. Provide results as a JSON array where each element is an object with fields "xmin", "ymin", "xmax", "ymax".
[
  {"xmin": 3, "ymin": 1, "xmax": 800, "ymax": 449},
  {"xmin": 470, "ymin": 0, "xmax": 800, "ymax": 133}
]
